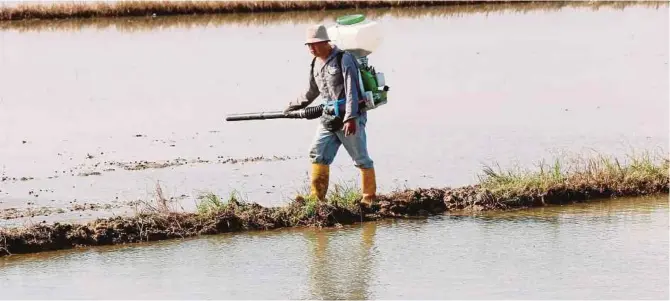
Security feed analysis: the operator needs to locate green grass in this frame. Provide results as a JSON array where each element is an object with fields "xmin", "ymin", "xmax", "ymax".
[
  {"xmin": 287, "ymin": 172, "xmax": 363, "ymax": 215},
  {"xmin": 195, "ymin": 191, "xmax": 228, "ymax": 215},
  {"xmin": 296, "ymin": 179, "xmax": 363, "ymax": 215},
  {"xmin": 301, "ymin": 195, "xmax": 320, "ymax": 218},
  {"xmin": 477, "ymin": 150, "xmax": 669, "ymax": 199},
  {"xmin": 326, "ymin": 180, "xmax": 363, "ymax": 211},
  {"xmin": 194, "ymin": 189, "xmax": 254, "ymax": 215}
]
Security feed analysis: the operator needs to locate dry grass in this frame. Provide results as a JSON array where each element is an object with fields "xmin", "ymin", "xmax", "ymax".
[
  {"xmin": 0, "ymin": 0, "xmax": 665, "ymax": 31},
  {"xmin": 130, "ymin": 181, "xmax": 186, "ymax": 215},
  {"xmin": 0, "ymin": 0, "xmax": 515, "ymax": 21},
  {"xmin": 0, "ymin": 233, "xmax": 9, "ymax": 256}
]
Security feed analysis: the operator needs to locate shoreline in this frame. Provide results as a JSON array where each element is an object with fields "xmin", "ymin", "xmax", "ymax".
[
  {"xmin": 0, "ymin": 1, "xmax": 558, "ymax": 21},
  {"xmin": 2, "ymin": 152, "xmax": 667, "ymax": 257},
  {"xmin": 0, "ymin": 0, "xmax": 664, "ymax": 24}
]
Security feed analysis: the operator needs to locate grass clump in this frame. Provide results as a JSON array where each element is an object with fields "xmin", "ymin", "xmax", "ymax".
[
  {"xmin": 300, "ymin": 195, "xmax": 320, "ymax": 219},
  {"xmin": 477, "ymin": 150, "xmax": 669, "ymax": 203},
  {"xmin": 327, "ymin": 181, "xmax": 363, "ymax": 212},
  {"xmin": 478, "ymin": 158, "xmax": 567, "ymax": 196},
  {"xmin": 196, "ymin": 192, "xmax": 227, "ymax": 215},
  {"xmin": 268, "ymin": 179, "xmax": 364, "ymax": 228},
  {"xmin": 295, "ymin": 180, "xmax": 364, "ymax": 215},
  {"xmin": 195, "ymin": 190, "xmax": 245, "ymax": 216}
]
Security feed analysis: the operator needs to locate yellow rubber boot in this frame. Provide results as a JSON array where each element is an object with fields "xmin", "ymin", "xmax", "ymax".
[
  {"xmin": 360, "ymin": 167, "xmax": 377, "ymax": 207},
  {"xmin": 310, "ymin": 163, "xmax": 329, "ymax": 202}
]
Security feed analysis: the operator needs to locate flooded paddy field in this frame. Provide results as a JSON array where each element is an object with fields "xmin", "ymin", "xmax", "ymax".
[
  {"xmin": 0, "ymin": 3, "xmax": 667, "ymax": 226},
  {"xmin": 0, "ymin": 2, "xmax": 668, "ymax": 298},
  {"xmin": 1, "ymin": 194, "xmax": 667, "ymax": 299}
]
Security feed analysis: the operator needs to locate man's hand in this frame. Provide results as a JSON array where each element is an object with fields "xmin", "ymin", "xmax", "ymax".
[
  {"xmin": 283, "ymin": 104, "xmax": 299, "ymax": 115},
  {"xmin": 343, "ymin": 119, "xmax": 356, "ymax": 136}
]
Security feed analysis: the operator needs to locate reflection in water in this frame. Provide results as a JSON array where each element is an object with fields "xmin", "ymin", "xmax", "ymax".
[
  {"xmin": 478, "ymin": 194, "xmax": 668, "ymax": 219},
  {"xmin": 0, "ymin": 196, "xmax": 667, "ymax": 299},
  {"xmin": 449, "ymin": 194, "xmax": 669, "ymax": 227},
  {"xmin": 305, "ymin": 222, "xmax": 377, "ymax": 300},
  {"xmin": 0, "ymin": 1, "xmax": 665, "ymax": 32}
]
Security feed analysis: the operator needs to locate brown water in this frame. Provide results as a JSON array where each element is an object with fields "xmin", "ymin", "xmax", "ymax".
[
  {"xmin": 0, "ymin": 4, "xmax": 667, "ymax": 226},
  {"xmin": 1, "ymin": 195, "xmax": 667, "ymax": 299}
]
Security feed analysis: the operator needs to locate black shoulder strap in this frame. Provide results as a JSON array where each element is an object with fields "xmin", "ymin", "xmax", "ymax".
[
  {"xmin": 310, "ymin": 57, "xmax": 316, "ymax": 77},
  {"xmin": 337, "ymin": 51, "xmax": 345, "ymax": 70}
]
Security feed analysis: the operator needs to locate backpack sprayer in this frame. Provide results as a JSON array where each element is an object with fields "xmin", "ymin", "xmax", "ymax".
[{"xmin": 225, "ymin": 14, "xmax": 388, "ymax": 122}]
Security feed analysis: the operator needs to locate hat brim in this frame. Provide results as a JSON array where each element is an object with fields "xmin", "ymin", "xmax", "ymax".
[{"xmin": 305, "ymin": 38, "xmax": 330, "ymax": 45}]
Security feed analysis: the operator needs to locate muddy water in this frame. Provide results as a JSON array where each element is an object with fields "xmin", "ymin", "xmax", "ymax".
[
  {"xmin": 0, "ymin": 4, "xmax": 668, "ymax": 224},
  {"xmin": 1, "ymin": 195, "xmax": 667, "ymax": 299}
]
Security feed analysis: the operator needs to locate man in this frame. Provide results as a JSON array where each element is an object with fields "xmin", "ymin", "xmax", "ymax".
[{"xmin": 284, "ymin": 24, "xmax": 376, "ymax": 208}]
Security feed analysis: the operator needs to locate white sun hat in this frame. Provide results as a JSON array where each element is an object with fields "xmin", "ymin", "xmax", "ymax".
[{"xmin": 304, "ymin": 24, "xmax": 330, "ymax": 44}]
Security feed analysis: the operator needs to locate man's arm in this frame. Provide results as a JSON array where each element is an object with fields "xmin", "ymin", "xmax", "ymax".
[
  {"xmin": 341, "ymin": 52, "xmax": 361, "ymax": 122},
  {"xmin": 285, "ymin": 66, "xmax": 320, "ymax": 113}
]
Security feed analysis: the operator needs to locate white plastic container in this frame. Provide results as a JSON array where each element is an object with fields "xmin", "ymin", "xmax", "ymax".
[
  {"xmin": 375, "ymin": 72, "xmax": 386, "ymax": 87},
  {"xmin": 327, "ymin": 14, "xmax": 383, "ymax": 58},
  {"xmin": 364, "ymin": 91, "xmax": 375, "ymax": 109}
]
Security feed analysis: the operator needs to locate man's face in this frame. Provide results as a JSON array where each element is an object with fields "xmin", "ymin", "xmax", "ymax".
[{"xmin": 307, "ymin": 41, "xmax": 330, "ymax": 57}]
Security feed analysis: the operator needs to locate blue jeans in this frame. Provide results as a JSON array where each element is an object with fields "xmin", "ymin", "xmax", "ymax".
[{"xmin": 309, "ymin": 114, "xmax": 374, "ymax": 169}]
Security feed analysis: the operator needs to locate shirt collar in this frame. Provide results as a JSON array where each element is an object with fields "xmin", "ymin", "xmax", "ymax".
[{"xmin": 324, "ymin": 45, "xmax": 342, "ymax": 64}]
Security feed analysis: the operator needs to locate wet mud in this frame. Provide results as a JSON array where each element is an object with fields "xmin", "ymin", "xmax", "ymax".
[
  {"xmin": 1, "ymin": 155, "xmax": 299, "ymax": 182},
  {"xmin": 2, "ymin": 177, "xmax": 667, "ymax": 257},
  {"xmin": 109, "ymin": 155, "xmax": 296, "ymax": 171},
  {"xmin": 0, "ymin": 207, "xmax": 66, "ymax": 220},
  {"xmin": 0, "ymin": 201, "xmax": 133, "ymax": 220},
  {"xmin": 1, "ymin": 176, "xmax": 35, "ymax": 182}
]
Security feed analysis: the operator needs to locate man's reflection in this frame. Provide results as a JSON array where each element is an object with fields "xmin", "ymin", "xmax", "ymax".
[{"xmin": 305, "ymin": 221, "xmax": 377, "ymax": 300}]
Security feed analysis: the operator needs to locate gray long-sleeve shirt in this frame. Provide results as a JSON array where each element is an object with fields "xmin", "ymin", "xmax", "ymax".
[{"xmin": 287, "ymin": 46, "xmax": 364, "ymax": 122}]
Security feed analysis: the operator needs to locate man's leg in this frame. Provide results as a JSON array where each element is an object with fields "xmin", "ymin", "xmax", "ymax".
[
  {"xmin": 337, "ymin": 115, "xmax": 376, "ymax": 206},
  {"xmin": 308, "ymin": 123, "xmax": 341, "ymax": 201}
]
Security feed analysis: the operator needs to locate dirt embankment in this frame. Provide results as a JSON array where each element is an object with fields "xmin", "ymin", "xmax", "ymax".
[
  {"xmin": 2, "ymin": 151, "xmax": 667, "ymax": 256},
  {"xmin": 2, "ymin": 178, "xmax": 667, "ymax": 257}
]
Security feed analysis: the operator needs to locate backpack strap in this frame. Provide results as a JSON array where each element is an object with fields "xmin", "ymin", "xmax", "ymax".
[
  {"xmin": 339, "ymin": 51, "xmax": 365, "ymax": 108},
  {"xmin": 310, "ymin": 56, "xmax": 316, "ymax": 78},
  {"xmin": 310, "ymin": 50, "xmax": 364, "ymax": 116},
  {"xmin": 337, "ymin": 50, "xmax": 344, "ymax": 70}
]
